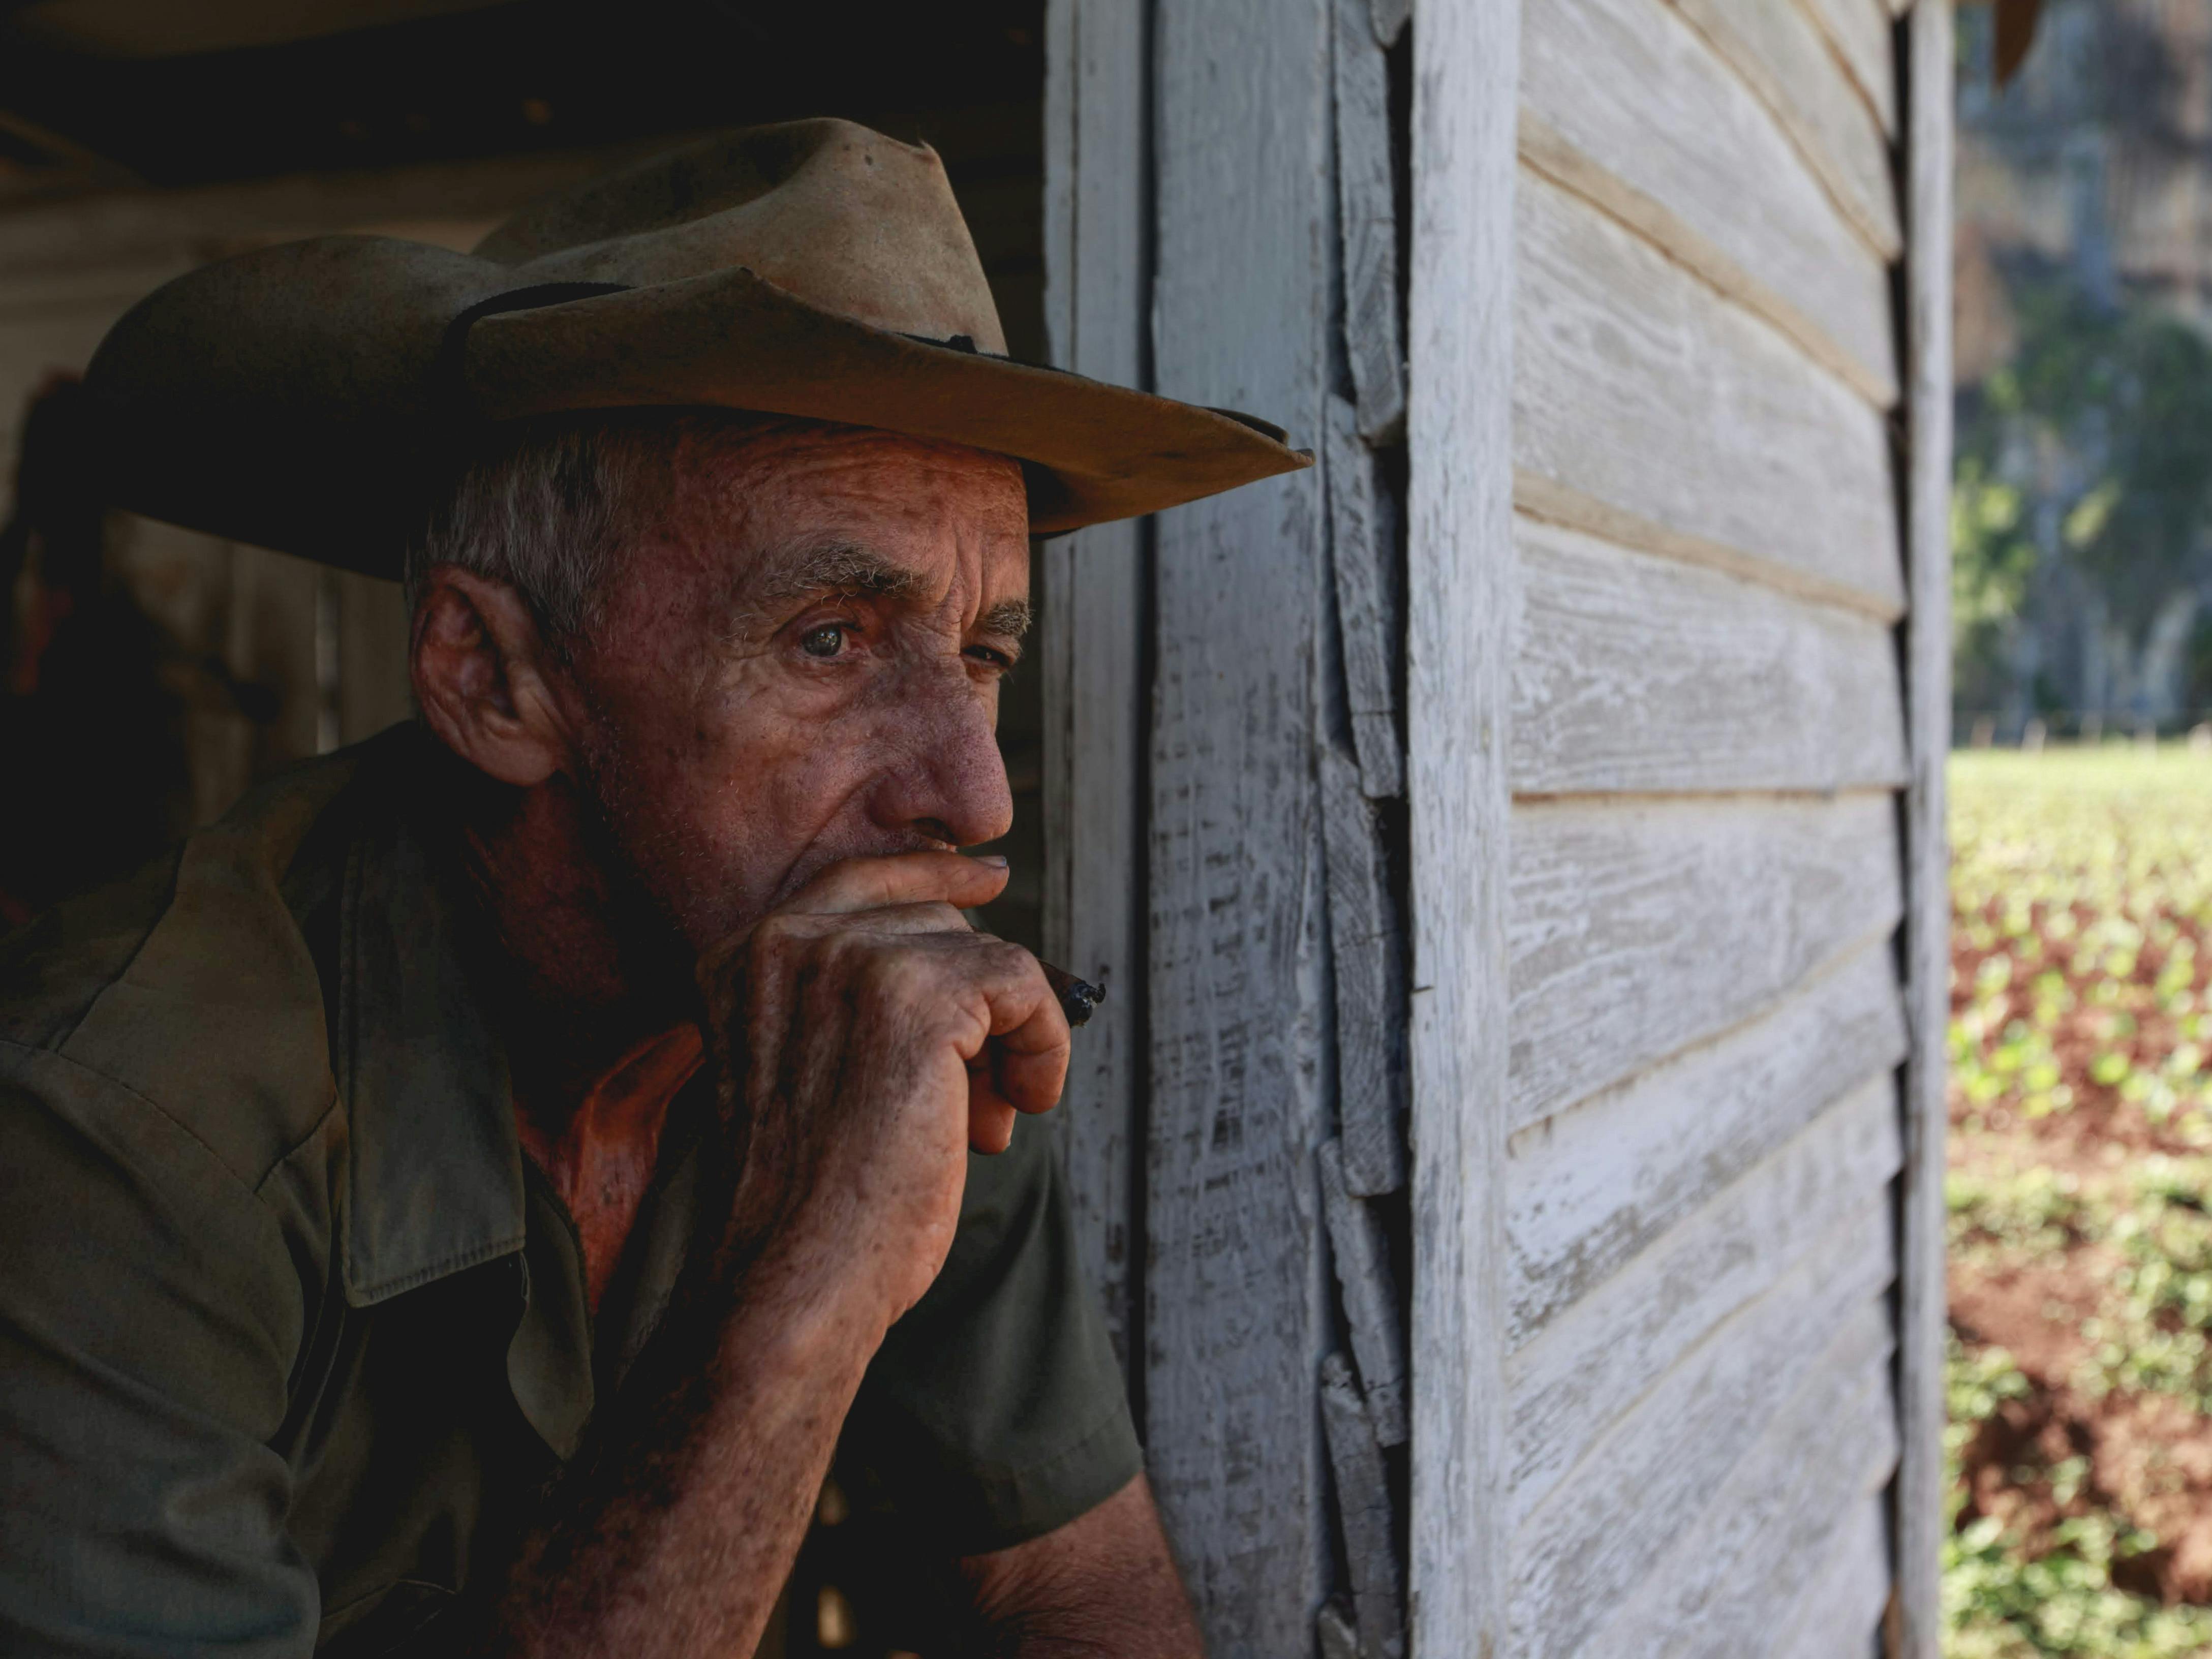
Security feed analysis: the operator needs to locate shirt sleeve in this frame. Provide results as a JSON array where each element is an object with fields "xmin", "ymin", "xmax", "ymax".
[
  {"xmin": 837, "ymin": 1114, "xmax": 1143, "ymax": 1556},
  {"xmin": 0, "ymin": 1045, "xmax": 320, "ymax": 1657}
]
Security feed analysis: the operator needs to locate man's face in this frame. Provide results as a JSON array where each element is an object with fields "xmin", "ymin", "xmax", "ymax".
[{"xmin": 560, "ymin": 421, "xmax": 1030, "ymax": 956}]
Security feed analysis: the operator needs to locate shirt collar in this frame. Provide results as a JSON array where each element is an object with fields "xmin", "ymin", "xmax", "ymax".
[{"xmin": 330, "ymin": 728, "xmax": 529, "ymax": 1309}]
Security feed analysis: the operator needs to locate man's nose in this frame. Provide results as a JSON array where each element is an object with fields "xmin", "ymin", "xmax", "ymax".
[{"xmin": 866, "ymin": 677, "xmax": 1014, "ymax": 849}]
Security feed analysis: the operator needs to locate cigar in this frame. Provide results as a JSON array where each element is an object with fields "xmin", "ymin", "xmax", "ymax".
[{"xmin": 1040, "ymin": 961, "xmax": 1107, "ymax": 1029}]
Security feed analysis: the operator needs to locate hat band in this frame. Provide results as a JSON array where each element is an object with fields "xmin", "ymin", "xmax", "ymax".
[{"xmin": 431, "ymin": 281, "xmax": 633, "ymax": 423}]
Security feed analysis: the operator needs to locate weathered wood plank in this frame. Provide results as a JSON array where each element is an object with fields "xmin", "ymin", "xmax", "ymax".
[
  {"xmin": 1041, "ymin": 0, "xmax": 1150, "ymax": 1382},
  {"xmin": 1772, "ymin": 1493, "xmax": 1893, "ymax": 1659},
  {"xmin": 1334, "ymin": 0, "xmax": 1404, "ymax": 444},
  {"xmin": 1322, "ymin": 1353, "xmax": 1407, "ymax": 1659},
  {"xmin": 1510, "ymin": 514, "xmax": 1908, "ymax": 796},
  {"xmin": 1319, "ymin": 1601, "xmax": 1361, "ymax": 1659},
  {"xmin": 1584, "ymin": 1296, "xmax": 1898, "ymax": 1657},
  {"xmin": 1896, "ymin": 5, "xmax": 1957, "ymax": 1655},
  {"xmin": 1320, "ymin": 1139, "xmax": 1408, "ymax": 1445},
  {"xmin": 1800, "ymin": 0, "xmax": 1899, "ymax": 133},
  {"xmin": 1507, "ymin": 1193, "xmax": 1897, "ymax": 1659},
  {"xmin": 1508, "ymin": 1080, "xmax": 1901, "ymax": 1524},
  {"xmin": 1506, "ymin": 938, "xmax": 1907, "ymax": 1343},
  {"xmin": 1514, "ymin": 169, "xmax": 1904, "ymax": 620},
  {"xmin": 1147, "ymin": 0, "xmax": 1335, "ymax": 1647},
  {"xmin": 1369, "ymin": 0, "xmax": 1409, "ymax": 49},
  {"xmin": 1322, "ymin": 746, "xmax": 1406, "ymax": 1194},
  {"xmin": 1519, "ymin": 0, "xmax": 1896, "ymax": 407},
  {"xmin": 1507, "ymin": 791, "xmax": 1903, "ymax": 1129},
  {"xmin": 1327, "ymin": 396, "xmax": 1404, "ymax": 799},
  {"xmin": 1674, "ymin": 0, "xmax": 1901, "ymax": 258},
  {"xmin": 1406, "ymin": 0, "xmax": 1519, "ymax": 1647}
]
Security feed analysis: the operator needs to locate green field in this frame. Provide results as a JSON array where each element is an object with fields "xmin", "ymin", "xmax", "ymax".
[{"xmin": 1949, "ymin": 746, "xmax": 2212, "ymax": 1656}]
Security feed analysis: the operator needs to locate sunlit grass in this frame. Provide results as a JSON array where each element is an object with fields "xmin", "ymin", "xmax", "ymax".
[{"xmin": 1948, "ymin": 745, "xmax": 2212, "ymax": 1656}]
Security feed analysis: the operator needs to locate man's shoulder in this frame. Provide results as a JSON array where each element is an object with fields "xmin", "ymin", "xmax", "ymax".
[{"xmin": 0, "ymin": 743, "xmax": 374, "ymax": 1195}]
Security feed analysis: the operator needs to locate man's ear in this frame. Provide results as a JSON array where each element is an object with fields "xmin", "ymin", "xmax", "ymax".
[{"xmin": 410, "ymin": 567, "xmax": 576, "ymax": 788}]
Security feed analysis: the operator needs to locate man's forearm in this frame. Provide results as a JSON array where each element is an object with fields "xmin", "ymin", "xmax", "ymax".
[
  {"xmin": 958, "ymin": 1477, "xmax": 1206, "ymax": 1659},
  {"xmin": 480, "ymin": 1259, "xmax": 882, "ymax": 1659}
]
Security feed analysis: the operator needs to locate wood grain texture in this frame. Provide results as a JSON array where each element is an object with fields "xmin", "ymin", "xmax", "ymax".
[
  {"xmin": 1508, "ymin": 1080, "xmax": 1902, "ymax": 1526},
  {"xmin": 1895, "ymin": 3, "xmax": 1956, "ymax": 1653},
  {"xmin": 1369, "ymin": 0, "xmax": 1410, "ymax": 48},
  {"xmin": 1041, "ymin": 0, "xmax": 1149, "ymax": 1380},
  {"xmin": 1319, "ymin": 1601, "xmax": 1362, "ymax": 1659},
  {"xmin": 1507, "ymin": 1194, "xmax": 1897, "ymax": 1659},
  {"xmin": 1323, "ymin": 746, "xmax": 1408, "ymax": 1194},
  {"xmin": 1320, "ymin": 1139, "xmax": 1409, "ymax": 1445},
  {"xmin": 1405, "ymin": 0, "xmax": 1520, "ymax": 1648},
  {"xmin": 1147, "ymin": 0, "xmax": 1335, "ymax": 1647},
  {"xmin": 1800, "ymin": 0, "xmax": 1900, "ymax": 133},
  {"xmin": 1511, "ymin": 514, "xmax": 1908, "ymax": 796},
  {"xmin": 1518, "ymin": 0, "xmax": 1896, "ymax": 407},
  {"xmin": 1673, "ymin": 0, "xmax": 1901, "ymax": 258},
  {"xmin": 1334, "ymin": 0, "xmax": 1405, "ymax": 444},
  {"xmin": 1507, "ymin": 791, "xmax": 1904, "ymax": 1129},
  {"xmin": 1773, "ymin": 1494, "xmax": 1893, "ymax": 1659},
  {"xmin": 1323, "ymin": 1353, "xmax": 1408, "ymax": 1659},
  {"xmin": 1505, "ymin": 937, "xmax": 1907, "ymax": 1343},
  {"xmin": 1582, "ymin": 1296, "xmax": 1898, "ymax": 1658},
  {"xmin": 1514, "ymin": 169, "xmax": 1904, "ymax": 620},
  {"xmin": 1328, "ymin": 395, "xmax": 1405, "ymax": 800}
]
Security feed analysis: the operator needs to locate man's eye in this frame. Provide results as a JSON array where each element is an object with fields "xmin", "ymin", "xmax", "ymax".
[{"xmin": 799, "ymin": 625, "xmax": 847, "ymax": 659}]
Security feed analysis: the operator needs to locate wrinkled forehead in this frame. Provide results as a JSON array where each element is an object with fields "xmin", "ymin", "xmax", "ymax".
[
  {"xmin": 673, "ymin": 415, "xmax": 1026, "ymax": 533},
  {"xmin": 665, "ymin": 416, "xmax": 1029, "ymax": 601}
]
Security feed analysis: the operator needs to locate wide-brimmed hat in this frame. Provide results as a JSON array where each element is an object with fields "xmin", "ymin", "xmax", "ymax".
[{"xmin": 79, "ymin": 119, "xmax": 1311, "ymax": 578}]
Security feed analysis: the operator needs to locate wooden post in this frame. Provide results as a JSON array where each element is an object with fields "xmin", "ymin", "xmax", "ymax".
[
  {"xmin": 1406, "ymin": 0, "xmax": 1519, "ymax": 1653},
  {"xmin": 1893, "ymin": 2, "xmax": 1954, "ymax": 1653},
  {"xmin": 1041, "ymin": 0, "xmax": 1151, "ymax": 1384},
  {"xmin": 1144, "ymin": 0, "xmax": 1336, "ymax": 1647}
]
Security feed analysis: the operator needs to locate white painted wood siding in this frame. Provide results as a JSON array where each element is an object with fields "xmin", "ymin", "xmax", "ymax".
[{"xmin": 1491, "ymin": 0, "xmax": 1929, "ymax": 1651}]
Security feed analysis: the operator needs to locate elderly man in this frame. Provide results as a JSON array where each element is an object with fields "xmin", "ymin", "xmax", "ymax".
[{"xmin": 0, "ymin": 123, "xmax": 1304, "ymax": 1656}]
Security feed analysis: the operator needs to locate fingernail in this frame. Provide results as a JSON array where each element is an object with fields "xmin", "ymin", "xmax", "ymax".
[{"xmin": 975, "ymin": 854, "xmax": 1010, "ymax": 869}]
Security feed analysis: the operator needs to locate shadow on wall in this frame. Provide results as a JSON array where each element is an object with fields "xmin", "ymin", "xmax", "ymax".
[{"xmin": 0, "ymin": 372, "xmax": 361, "ymax": 929}]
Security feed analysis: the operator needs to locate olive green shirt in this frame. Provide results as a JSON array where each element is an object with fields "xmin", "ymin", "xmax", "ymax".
[{"xmin": 0, "ymin": 726, "xmax": 1138, "ymax": 1656}]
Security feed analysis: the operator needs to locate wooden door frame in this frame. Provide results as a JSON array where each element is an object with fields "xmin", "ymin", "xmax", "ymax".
[{"xmin": 1893, "ymin": 1, "xmax": 1955, "ymax": 1652}]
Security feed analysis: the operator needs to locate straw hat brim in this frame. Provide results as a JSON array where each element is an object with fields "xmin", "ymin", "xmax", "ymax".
[{"xmin": 81, "ymin": 235, "xmax": 1312, "ymax": 578}]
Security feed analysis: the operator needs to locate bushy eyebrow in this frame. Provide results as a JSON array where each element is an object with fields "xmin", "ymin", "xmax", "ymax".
[
  {"xmin": 749, "ymin": 541, "xmax": 925, "ymax": 613},
  {"xmin": 714, "ymin": 539, "xmax": 920, "ymax": 638},
  {"xmin": 724, "ymin": 538, "xmax": 1031, "ymax": 643},
  {"xmin": 978, "ymin": 598, "xmax": 1033, "ymax": 641}
]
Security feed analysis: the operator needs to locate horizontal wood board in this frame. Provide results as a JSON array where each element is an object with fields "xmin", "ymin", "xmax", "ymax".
[
  {"xmin": 1584, "ymin": 1295, "xmax": 1899, "ymax": 1657},
  {"xmin": 1519, "ymin": 0, "xmax": 1896, "ymax": 405},
  {"xmin": 1674, "ymin": 0, "xmax": 1900, "ymax": 257},
  {"xmin": 1513, "ymin": 169, "xmax": 1904, "ymax": 619},
  {"xmin": 1507, "ymin": 1192, "xmax": 1898, "ymax": 1658},
  {"xmin": 1506, "ymin": 790, "xmax": 1903, "ymax": 1129},
  {"xmin": 1504, "ymin": 936, "xmax": 1907, "ymax": 1342},
  {"xmin": 1773, "ymin": 1493, "xmax": 1894, "ymax": 1659},
  {"xmin": 1508, "ymin": 1081, "xmax": 1902, "ymax": 1524},
  {"xmin": 1510, "ymin": 514, "xmax": 1908, "ymax": 795},
  {"xmin": 1801, "ymin": 0, "xmax": 1899, "ymax": 133}
]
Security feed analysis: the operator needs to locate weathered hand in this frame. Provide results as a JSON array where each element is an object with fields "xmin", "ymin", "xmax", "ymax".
[{"xmin": 696, "ymin": 851, "xmax": 1070, "ymax": 1326}]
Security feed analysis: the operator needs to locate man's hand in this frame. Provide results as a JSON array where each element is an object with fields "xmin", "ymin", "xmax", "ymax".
[
  {"xmin": 480, "ymin": 851, "xmax": 1072, "ymax": 1659},
  {"xmin": 697, "ymin": 850, "xmax": 1071, "ymax": 1327}
]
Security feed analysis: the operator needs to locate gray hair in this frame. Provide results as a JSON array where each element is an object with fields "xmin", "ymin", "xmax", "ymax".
[{"xmin": 403, "ymin": 411, "xmax": 789, "ymax": 656}]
